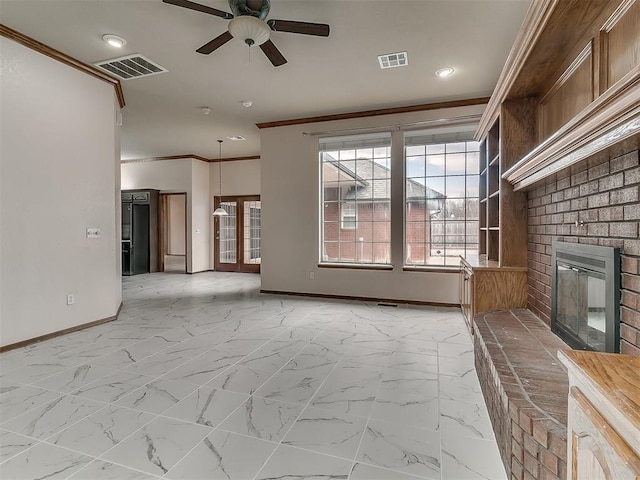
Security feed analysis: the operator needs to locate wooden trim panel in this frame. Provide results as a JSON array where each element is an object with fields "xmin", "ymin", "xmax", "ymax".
[
  {"xmin": 0, "ymin": 24, "xmax": 125, "ymax": 108},
  {"xmin": 604, "ymin": 0, "xmax": 640, "ymax": 88},
  {"xmin": 121, "ymin": 154, "xmax": 260, "ymax": 164},
  {"xmin": 0, "ymin": 303, "xmax": 123, "ymax": 353},
  {"xmin": 122, "ymin": 154, "xmax": 210, "ymax": 164},
  {"xmin": 260, "ymin": 289, "xmax": 457, "ymax": 308},
  {"xmin": 209, "ymin": 155, "xmax": 261, "ymax": 163},
  {"xmin": 256, "ymin": 97, "xmax": 489, "ymax": 129},
  {"xmin": 539, "ymin": 48, "xmax": 593, "ymax": 139}
]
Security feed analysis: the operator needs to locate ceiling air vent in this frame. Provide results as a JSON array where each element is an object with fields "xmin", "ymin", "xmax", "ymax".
[
  {"xmin": 94, "ymin": 54, "xmax": 168, "ymax": 80},
  {"xmin": 378, "ymin": 51, "xmax": 408, "ymax": 69},
  {"xmin": 228, "ymin": 136, "xmax": 246, "ymax": 141}
]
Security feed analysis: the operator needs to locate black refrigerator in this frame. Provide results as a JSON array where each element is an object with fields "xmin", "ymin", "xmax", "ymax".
[{"xmin": 122, "ymin": 190, "xmax": 159, "ymax": 275}]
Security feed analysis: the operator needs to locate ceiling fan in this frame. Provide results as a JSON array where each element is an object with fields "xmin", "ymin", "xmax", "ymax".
[{"xmin": 163, "ymin": 0, "xmax": 330, "ymax": 67}]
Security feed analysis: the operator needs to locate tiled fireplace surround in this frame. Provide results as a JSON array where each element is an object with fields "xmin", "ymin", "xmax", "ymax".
[{"xmin": 475, "ymin": 148, "xmax": 640, "ymax": 480}]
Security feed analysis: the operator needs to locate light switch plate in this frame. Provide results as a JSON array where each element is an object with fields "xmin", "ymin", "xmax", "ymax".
[{"xmin": 87, "ymin": 228, "xmax": 101, "ymax": 238}]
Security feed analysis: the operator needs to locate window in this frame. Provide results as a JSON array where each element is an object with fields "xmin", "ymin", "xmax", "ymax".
[
  {"xmin": 320, "ymin": 133, "xmax": 391, "ymax": 265},
  {"xmin": 405, "ymin": 133, "xmax": 479, "ymax": 267},
  {"xmin": 244, "ymin": 202, "xmax": 261, "ymax": 263},
  {"xmin": 341, "ymin": 202, "xmax": 357, "ymax": 229}
]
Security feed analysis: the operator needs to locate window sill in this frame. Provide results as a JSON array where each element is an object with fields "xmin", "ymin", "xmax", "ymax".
[
  {"xmin": 318, "ymin": 263, "xmax": 393, "ymax": 271},
  {"xmin": 403, "ymin": 266, "xmax": 459, "ymax": 273}
]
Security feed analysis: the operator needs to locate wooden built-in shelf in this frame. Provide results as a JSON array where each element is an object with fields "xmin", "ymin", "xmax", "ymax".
[
  {"xmin": 488, "ymin": 227, "xmax": 500, "ymax": 231},
  {"xmin": 480, "ymin": 167, "xmax": 488, "ymax": 176},
  {"xmin": 489, "ymin": 154, "xmax": 500, "ymax": 166},
  {"xmin": 488, "ymin": 190, "xmax": 500, "ymax": 199}
]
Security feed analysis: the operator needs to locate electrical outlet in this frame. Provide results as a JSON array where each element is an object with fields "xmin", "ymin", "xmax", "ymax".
[
  {"xmin": 309, "ymin": 272, "xmax": 315, "ymax": 279},
  {"xmin": 66, "ymin": 294, "xmax": 75, "ymax": 305},
  {"xmin": 86, "ymin": 228, "xmax": 101, "ymax": 239}
]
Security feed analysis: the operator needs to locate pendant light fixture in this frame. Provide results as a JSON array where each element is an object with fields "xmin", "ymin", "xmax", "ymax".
[{"xmin": 212, "ymin": 139, "xmax": 228, "ymax": 217}]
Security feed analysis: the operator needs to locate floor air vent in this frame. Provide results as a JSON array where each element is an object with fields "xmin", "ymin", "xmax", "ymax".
[{"xmin": 94, "ymin": 54, "xmax": 168, "ymax": 80}]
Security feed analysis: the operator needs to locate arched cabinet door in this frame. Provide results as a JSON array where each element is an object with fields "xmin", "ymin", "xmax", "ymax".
[{"xmin": 569, "ymin": 387, "xmax": 640, "ymax": 480}]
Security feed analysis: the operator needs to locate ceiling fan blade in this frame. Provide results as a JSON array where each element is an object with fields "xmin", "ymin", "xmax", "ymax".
[
  {"xmin": 196, "ymin": 31, "xmax": 233, "ymax": 54},
  {"xmin": 259, "ymin": 40, "xmax": 287, "ymax": 67},
  {"xmin": 163, "ymin": 0, "xmax": 232, "ymax": 19},
  {"xmin": 267, "ymin": 19, "xmax": 330, "ymax": 37}
]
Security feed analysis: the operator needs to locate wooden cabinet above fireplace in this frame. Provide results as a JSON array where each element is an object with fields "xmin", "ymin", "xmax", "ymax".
[{"xmin": 476, "ymin": 0, "xmax": 640, "ymax": 193}]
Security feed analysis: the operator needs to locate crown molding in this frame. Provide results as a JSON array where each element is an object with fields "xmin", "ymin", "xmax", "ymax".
[
  {"xmin": 0, "ymin": 23, "xmax": 125, "ymax": 108},
  {"xmin": 121, "ymin": 154, "xmax": 261, "ymax": 164}
]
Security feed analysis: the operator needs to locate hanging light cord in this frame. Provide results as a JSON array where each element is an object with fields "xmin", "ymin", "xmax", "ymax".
[{"xmin": 218, "ymin": 139, "xmax": 223, "ymax": 196}]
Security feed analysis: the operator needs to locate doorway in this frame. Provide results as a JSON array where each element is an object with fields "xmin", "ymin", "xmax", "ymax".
[
  {"xmin": 214, "ymin": 195, "xmax": 261, "ymax": 273},
  {"xmin": 160, "ymin": 193, "xmax": 187, "ymax": 273}
]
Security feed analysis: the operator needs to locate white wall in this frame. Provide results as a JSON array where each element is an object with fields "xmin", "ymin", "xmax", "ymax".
[
  {"xmin": 167, "ymin": 194, "xmax": 186, "ymax": 255},
  {"xmin": 210, "ymin": 159, "xmax": 261, "ymax": 197},
  {"xmin": 260, "ymin": 105, "xmax": 485, "ymax": 304},
  {"xmin": 0, "ymin": 37, "xmax": 122, "ymax": 347},
  {"xmin": 191, "ymin": 159, "xmax": 211, "ymax": 272}
]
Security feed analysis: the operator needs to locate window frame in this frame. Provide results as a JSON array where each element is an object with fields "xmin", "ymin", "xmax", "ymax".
[{"xmin": 403, "ymin": 136, "xmax": 480, "ymax": 268}]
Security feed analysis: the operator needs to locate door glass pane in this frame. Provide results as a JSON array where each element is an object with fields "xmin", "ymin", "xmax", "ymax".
[
  {"xmin": 219, "ymin": 201, "xmax": 236, "ymax": 264},
  {"xmin": 243, "ymin": 200, "xmax": 261, "ymax": 264}
]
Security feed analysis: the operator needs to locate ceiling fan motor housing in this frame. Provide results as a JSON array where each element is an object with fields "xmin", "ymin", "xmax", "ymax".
[{"xmin": 228, "ymin": 0, "xmax": 271, "ymax": 20}]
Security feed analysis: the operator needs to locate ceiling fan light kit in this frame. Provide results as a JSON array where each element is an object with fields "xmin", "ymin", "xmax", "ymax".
[
  {"xmin": 163, "ymin": 0, "xmax": 330, "ymax": 67},
  {"xmin": 229, "ymin": 16, "xmax": 270, "ymax": 46}
]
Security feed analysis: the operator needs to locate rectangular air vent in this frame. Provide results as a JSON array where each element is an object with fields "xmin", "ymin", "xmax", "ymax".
[
  {"xmin": 227, "ymin": 136, "xmax": 246, "ymax": 141},
  {"xmin": 94, "ymin": 54, "xmax": 168, "ymax": 80},
  {"xmin": 378, "ymin": 51, "xmax": 408, "ymax": 69}
]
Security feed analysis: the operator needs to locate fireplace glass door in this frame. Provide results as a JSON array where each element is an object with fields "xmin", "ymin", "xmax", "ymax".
[{"xmin": 556, "ymin": 263, "xmax": 606, "ymax": 351}]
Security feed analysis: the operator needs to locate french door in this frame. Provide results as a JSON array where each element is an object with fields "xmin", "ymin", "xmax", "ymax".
[{"xmin": 214, "ymin": 195, "xmax": 261, "ymax": 273}]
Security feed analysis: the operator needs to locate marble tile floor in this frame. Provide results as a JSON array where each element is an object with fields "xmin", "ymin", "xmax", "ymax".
[{"xmin": 0, "ymin": 272, "xmax": 506, "ymax": 480}]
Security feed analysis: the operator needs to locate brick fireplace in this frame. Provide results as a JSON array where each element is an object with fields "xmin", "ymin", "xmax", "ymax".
[{"xmin": 527, "ymin": 149, "xmax": 640, "ymax": 355}]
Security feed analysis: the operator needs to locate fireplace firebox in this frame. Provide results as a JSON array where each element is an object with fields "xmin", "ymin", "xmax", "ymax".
[{"xmin": 551, "ymin": 241, "xmax": 620, "ymax": 353}]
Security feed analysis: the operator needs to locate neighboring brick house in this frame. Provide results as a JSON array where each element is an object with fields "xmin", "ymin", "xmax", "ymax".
[{"xmin": 322, "ymin": 154, "xmax": 444, "ymax": 263}]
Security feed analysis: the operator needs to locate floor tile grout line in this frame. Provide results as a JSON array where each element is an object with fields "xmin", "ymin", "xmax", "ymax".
[
  {"xmin": 147, "ymin": 316, "xmax": 331, "ymax": 479},
  {"xmin": 249, "ymin": 327, "xmax": 352, "ymax": 480}
]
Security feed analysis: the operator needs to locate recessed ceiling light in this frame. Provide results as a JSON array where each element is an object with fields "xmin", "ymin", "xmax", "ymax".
[
  {"xmin": 200, "ymin": 107, "xmax": 212, "ymax": 115},
  {"xmin": 102, "ymin": 34, "xmax": 127, "ymax": 48},
  {"xmin": 228, "ymin": 135, "xmax": 246, "ymax": 141},
  {"xmin": 378, "ymin": 52, "xmax": 408, "ymax": 69},
  {"xmin": 241, "ymin": 100, "xmax": 253, "ymax": 108},
  {"xmin": 435, "ymin": 67, "xmax": 455, "ymax": 78}
]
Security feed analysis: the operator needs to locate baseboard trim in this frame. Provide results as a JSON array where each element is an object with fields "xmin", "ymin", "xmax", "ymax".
[
  {"xmin": 0, "ymin": 302, "xmax": 123, "ymax": 353},
  {"xmin": 260, "ymin": 289, "xmax": 457, "ymax": 308}
]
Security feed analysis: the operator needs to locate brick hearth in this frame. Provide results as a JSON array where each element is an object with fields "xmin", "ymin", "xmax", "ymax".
[{"xmin": 474, "ymin": 309, "xmax": 570, "ymax": 480}]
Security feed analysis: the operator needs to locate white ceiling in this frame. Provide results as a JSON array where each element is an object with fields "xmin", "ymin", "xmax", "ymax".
[{"xmin": 0, "ymin": 0, "xmax": 530, "ymax": 160}]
